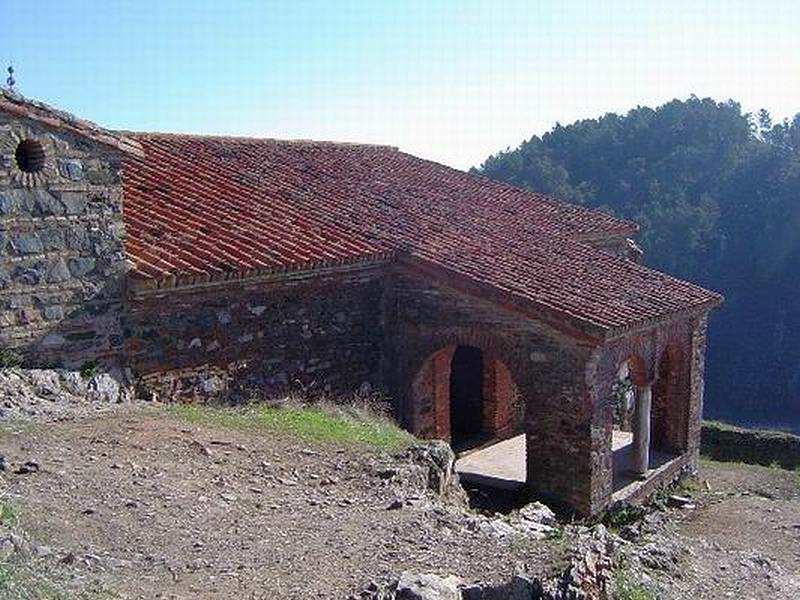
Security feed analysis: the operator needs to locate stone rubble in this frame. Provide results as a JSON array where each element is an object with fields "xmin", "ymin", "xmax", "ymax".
[
  {"xmin": 360, "ymin": 522, "xmax": 616, "ymax": 600},
  {"xmin": 375, "ymin": 440, "xmax": 468, "ymax": 507},
  {"xmin": 0, "ymin": 367, "xmax": 134, "ymax": 421}
]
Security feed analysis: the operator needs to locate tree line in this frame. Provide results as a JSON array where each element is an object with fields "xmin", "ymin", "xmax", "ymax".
[{"xmin": 475, "ymin": 97, "xmax": 800, "ymax": 430}]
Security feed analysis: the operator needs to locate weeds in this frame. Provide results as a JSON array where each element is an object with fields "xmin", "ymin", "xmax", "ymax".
[
  {"xmin": 79, "ymin": 361, "xmax": 98, "ymax": 380},
  {"xmin": 599, "ymin": 504, "xmax": 647, "ymax": 530},
  {"xmin": 545, "ymin": 526, "xmax": 564, "ymax": 541},
  {"xmin": 0, "ymin": 499, "xmax": 17, "ymax": 525}
]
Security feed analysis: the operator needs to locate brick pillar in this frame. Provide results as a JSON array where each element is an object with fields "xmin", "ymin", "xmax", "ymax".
[
  {"xmin": 409, "ymin": 346, "xmax": 455, "ymax": 440},
  {"xmin": 687, "ymin": 316, "xmax": 709, "ymax": 458},
  {"xmin": 431, "ymin": 348, "xmax": 455, "ymax": 439},
  {"xmin": 482, "ymin": 358, "xmax": 517, "ymax": 435},
  {"xmin": 482, "ymin": 358, "xmax": 497, "ymax": 432},
  {"xmin": 526, "ymin": 376, "xmax": 597, "ymax": 515}
]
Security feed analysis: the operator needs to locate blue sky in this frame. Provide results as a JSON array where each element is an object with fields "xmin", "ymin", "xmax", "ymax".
[{"xmin": 3, "ymin": 1, "xmax": 798, "ymax": 168}]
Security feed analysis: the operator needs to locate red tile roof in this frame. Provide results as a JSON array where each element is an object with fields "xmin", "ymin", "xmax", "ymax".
[{"xmin": 121, "ymin": 134, "xmax": 721, "ymax": 337}]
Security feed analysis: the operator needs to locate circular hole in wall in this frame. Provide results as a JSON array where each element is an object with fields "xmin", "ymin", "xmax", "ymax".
[{"xmin": 14, "ymin": 139, "xmax": 46, "ymax": 173}]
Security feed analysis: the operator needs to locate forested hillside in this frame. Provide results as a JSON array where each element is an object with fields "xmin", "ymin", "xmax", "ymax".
[{"xmin": 476, "ymin": 97, "xmax": 800, "ymax": 431}]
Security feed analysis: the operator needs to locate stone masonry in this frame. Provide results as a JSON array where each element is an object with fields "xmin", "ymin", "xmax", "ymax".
[
  {"xmin": 126, "ymin": 264, "xmax": 386, "ymax": 402},
  {"xmin": 0, "ymin": 110, "xmax": 130, "ymax": 368}
]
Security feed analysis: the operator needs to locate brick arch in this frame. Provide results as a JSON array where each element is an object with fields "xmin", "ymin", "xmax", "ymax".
[
  {"xmin": 405, "ymin": 330, "xmax": 525, "ymax": 441},
  {"xmin": 591, "ymin": 342, "xmax": 654, "ymax": 411},
  {"xmin": 652, "ymin": 342, "xmax": 690, "ymax": 453},
  {"xmin": 624, "ymin": 354, "xmax": 649, "ymax": 386},
  {"xmin": 405, "ymin": 329, "xmax": 528, "ymax": 383}
]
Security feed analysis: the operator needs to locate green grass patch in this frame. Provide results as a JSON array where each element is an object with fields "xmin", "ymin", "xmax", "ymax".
[
  {"xmin": 612, "ymin": 571, "xmax": 656, "ymax": 600},
  {"xmin": 702, "ymin": 419, "xmax": 800, "ymax": 441},
  {"xmin": 0, "ymin": 500, "xmax": 17, "ymax": 525},
  {"xmin": 169, "ymin": 403, "xmax": 415, "ymax": 450},
  {"xmin": 0, "ymin": 559, "xmax": 70, "ymax": 600},
  {"xmin": 0, "ymin": 420, "xmax": 38, "ymax": 435}
]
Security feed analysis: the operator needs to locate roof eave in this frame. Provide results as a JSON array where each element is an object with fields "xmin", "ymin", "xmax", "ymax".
[
  {"xmin": 601, "ymin": 294, "xmax": 724, "ymax": 342},
  {"xmin": 396, "ymin": 252, "xmax": 724, "ymax": 346},
  {"xmin": 127, "ymin": 251, "xmax": 395, "ymax": 297}
]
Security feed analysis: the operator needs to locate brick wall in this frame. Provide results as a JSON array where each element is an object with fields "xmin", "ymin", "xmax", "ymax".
[
  {"xmin": 385, "ymin": 265, "xmax": 606, "ymax": 513},
  {"xmin": 126, "ymin": 265, "xmax": 386, "ymax": 401},
  {"xmin": 0, "ymin": 113, "xmax": 128, "ymax": 368}
]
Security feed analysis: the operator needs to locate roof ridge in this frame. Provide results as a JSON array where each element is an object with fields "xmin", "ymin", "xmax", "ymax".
[{"xmin": 122, "ymin": 130, "xmax": 399, "ymax": 150}]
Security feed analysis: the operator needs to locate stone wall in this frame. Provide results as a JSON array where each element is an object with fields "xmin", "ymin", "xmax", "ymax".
[
  {"xmin": 701, "ymin": 421, "xmax": 800, "ymax": 470},
  {"xmin": 0, "ymin": 112, "xmax": 128, "ymax": 368},
  {"xmin": 125, "ymin": 265, "xmax": 386, "ymax": 402}
]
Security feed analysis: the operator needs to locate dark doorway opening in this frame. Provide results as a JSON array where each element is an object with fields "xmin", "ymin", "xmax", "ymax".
[{"xmin": 449, "ymin": 345, "xmax": 484, "ymax": 448}]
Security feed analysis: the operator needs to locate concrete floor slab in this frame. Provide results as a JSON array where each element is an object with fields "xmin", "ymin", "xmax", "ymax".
[
  {"xmin": 455, "ymin": 430, "xmax": 678, "ymax": 500},
  {"xmin": 455, "ymin": 434, "xmax": 526, "ymax": 489}
]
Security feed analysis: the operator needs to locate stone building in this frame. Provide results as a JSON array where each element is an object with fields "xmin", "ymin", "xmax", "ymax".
[{"xmin": 0, "ymin": 90, "xmax": 722, "ymax": 515}]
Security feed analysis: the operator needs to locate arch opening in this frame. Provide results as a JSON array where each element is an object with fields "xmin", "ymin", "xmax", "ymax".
[
  {"xmin": 409, "ymin": 342, "xmax": 522, "ymax": 444},
  {"xmin": 610, "ymin": 355, "xmax": 650, "ymax": 493},
  {"xmin": 652, "ymin": 346, "xmax": 688, "ymax": 455},
  {"xmin": 409, "ymin": 341, "xmax": 525, "ymax": 498},
  {"xmin": 610, "ymin": 348, "xmax": 688, "ymax": 501},
  {"xmin": 449, "ymin": 345, "xmax": 484, "ymax": 448}
]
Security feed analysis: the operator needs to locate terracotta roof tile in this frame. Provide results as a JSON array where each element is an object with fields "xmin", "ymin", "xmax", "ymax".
[{"xmin": 122, "ymin": 134, "xmax": 721, "ymax": 335}]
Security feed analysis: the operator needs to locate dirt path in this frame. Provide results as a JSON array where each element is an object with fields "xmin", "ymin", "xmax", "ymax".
[{"xmin": 0, "ymin": 409, "xmax": 556, "ymax": 599}]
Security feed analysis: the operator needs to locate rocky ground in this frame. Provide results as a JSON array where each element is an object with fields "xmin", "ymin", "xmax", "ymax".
[
  {"xmin": 615, "ymin": 460, "xmax": 800, "ymax": 599},
  {"xmin": 0, "ymin": 371, "xmax": 798, "ymax": 599},
  {"xmin": 0, "ymin": 408, "xmax": 566, "ymax": 599}
]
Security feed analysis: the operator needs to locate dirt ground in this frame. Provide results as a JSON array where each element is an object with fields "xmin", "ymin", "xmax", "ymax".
[
  {"xmin": 0, "ymin": 408, "xmax": 798, "ymax": 599},
  {"xmin": 647, "ymin": 459, "xmax": 800, "ymax": 599},
  {"xmin": 0, "ymin": 409, "xmax": 557, "ymax": 599}
]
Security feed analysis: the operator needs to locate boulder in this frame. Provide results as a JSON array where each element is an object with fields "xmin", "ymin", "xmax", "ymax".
[
  {"xmin": 396, "ymin": 572, "xmax": 462, "ymax": 600},
  {"xmin": 517, "ymin": 501, "xmax": 557, "ymax": 526},
  {"xmin": 391, "ymin": 441, "xmax": 468, "ymax": 505},
  {"xmin": 461, "ymin": 575, "xmax": 539, "ymax": 600}
]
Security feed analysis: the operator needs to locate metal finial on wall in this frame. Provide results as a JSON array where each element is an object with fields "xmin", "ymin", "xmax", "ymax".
[{"xmin": 6, "ymin": 65, "xmax": 15, "ymax": 90}]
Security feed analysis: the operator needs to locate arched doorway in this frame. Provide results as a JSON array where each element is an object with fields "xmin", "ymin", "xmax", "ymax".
[
  {"xmin": 449, "ymin": 345, "xmax": 484, "ymax": 447},
  {"xmin": 409, "ymin": 341, "xmax": 522, "ymax": 444},
  {"xmin": 652, "ymin": 346, "xmax": 688, "ymax": 455}
]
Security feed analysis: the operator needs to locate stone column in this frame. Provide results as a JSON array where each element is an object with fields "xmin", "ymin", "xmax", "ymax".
[{"xmin": 632, "ymin": 383, "xmax": 652, "ymax": 477}]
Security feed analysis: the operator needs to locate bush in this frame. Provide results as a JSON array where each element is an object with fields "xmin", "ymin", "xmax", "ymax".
[{"xmin": 79, "ymin": 361, "xmax": 98, "ymax": 379}]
